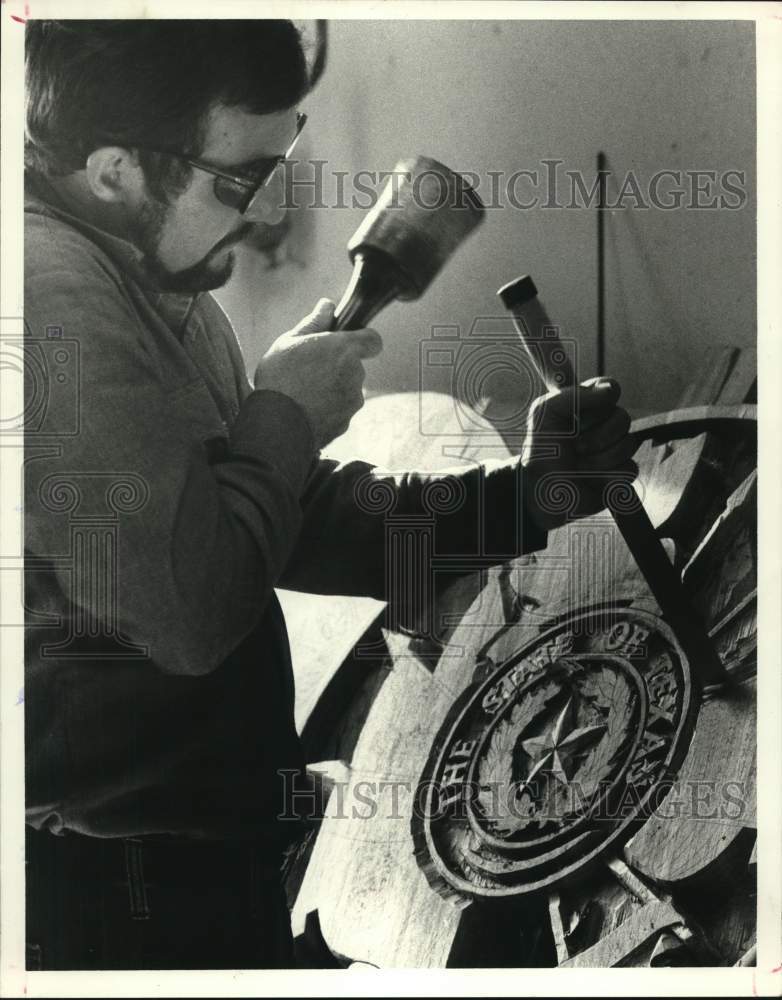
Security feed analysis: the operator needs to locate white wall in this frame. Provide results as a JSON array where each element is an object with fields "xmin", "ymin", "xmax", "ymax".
[{"xmin": 216, "ymin": 19, "xmax": 755, "ymax": 415}]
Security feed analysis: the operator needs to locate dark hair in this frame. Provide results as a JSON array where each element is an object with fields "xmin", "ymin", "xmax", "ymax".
[{"xmin": 25, "ymin": 19, "xmax": 310, "ymax": 201}]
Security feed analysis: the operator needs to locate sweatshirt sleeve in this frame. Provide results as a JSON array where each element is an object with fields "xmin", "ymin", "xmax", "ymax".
[
  {"xmin": 278, "ymin": 453, "xmax": 548, "ymax": 623},
  {"xmin": 24, "ymin": 234, "xmax": 317, "ymax": 677}
]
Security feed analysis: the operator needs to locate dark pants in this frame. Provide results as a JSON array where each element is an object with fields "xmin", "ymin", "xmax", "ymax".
[{"xmin": 25, "ymin": 826, "xmax": 295, "ymax": 970}]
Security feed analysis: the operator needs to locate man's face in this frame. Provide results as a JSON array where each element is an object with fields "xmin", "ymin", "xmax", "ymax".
[{"xmin": 130, "ymin": 104, "xmax": 297, "ymax": 293}]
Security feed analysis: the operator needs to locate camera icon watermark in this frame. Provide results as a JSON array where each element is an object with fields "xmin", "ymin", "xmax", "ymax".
[
  {"xmin": 1, "ymin": 318, "xmax": 80, "ymax": 437},
  {"xmin": 418, "ymin": 316, "xmax": 579, "ymax": 444}
]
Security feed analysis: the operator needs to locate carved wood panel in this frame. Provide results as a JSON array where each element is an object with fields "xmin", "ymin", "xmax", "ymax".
[{"xmin": 288, "ymin": 403, "xmax": 756, "ymax": 968}]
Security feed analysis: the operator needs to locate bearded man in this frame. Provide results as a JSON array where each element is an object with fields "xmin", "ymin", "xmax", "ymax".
[{"xmin": 23, "ymin": 19, "xmax": 635, "ymax": 970}]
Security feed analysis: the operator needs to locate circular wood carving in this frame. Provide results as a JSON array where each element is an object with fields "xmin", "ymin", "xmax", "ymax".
[{"xmin": 412, "ymin": 603, "xmax": 697, "ymax": 897}]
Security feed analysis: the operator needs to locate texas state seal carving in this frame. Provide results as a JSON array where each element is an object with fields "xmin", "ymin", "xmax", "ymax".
[{"xmin": 412, "ymin": 603, "xmax": 698, "ymax": 898}]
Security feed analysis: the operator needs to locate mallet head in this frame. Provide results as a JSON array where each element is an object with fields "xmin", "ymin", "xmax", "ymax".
[{"xmin": 347, "ymin": 155, "xmax": 485, "ymax": 300}]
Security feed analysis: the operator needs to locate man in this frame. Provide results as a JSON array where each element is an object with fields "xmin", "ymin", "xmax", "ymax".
[{"xmin": 23, "ymin": 20, "xmax": 636, "ymax": 970}]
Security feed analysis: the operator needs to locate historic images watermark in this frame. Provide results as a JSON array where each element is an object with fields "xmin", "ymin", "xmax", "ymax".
[
  {"xmin": 418, "ymin": 317, "xmax": 578, "ymax": 440},
  {"xmin": 280, "ymin": 159, "xmax": 749, "ymax": 212},
  {"xmin": 277, "ymin": 768, "xmax": 752, "ymax": 826},
  {"xmin": 1, "ymin": 317, "xmax": 149, "ymax": 654},
  {"xmin": 1, "ymin": 320, "xmax": 81, "ymax": 438}
]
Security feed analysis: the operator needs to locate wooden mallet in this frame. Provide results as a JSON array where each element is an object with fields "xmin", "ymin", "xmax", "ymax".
[{"xmin": 333, "ymin": 155, "xmax": 485, "ymax": 331}]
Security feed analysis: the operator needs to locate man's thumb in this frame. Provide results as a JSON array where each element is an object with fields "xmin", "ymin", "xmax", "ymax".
[{"xmin": 294, "ymin": 298, "xmax": 336, "ymax": 335}]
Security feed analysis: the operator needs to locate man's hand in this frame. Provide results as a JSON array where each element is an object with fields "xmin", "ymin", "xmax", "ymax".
[
  {"xmin": 523, "ymin": 377, "xmax": 637, "ymax": 532},
  {"xmin": 254, "ymin": 298, "xmax": 383, "ymax": 450}
]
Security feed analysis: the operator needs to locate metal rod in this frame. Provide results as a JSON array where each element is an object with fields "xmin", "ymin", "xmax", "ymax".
[{"xmin": 597, "ymin": 151, "xmax": 607, "ymax": 374}]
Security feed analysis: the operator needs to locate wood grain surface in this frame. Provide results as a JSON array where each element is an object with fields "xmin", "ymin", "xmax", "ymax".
[
  {"xmin": 287, "ymin": 389, "xmax": 756, "ymax": 967},
  {"xmin": 623, "ymin": 471, "xmax": 757, "ymax": 884}
]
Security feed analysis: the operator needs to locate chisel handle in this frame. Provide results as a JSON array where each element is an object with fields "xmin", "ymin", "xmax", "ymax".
[{"xmin": 498, "ymin": 274, "xmax": 727, "ymax": 691}]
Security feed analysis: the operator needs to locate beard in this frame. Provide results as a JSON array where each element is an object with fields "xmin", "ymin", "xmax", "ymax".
[{"xmin": 128, "ymin": 197, "xmax": 254, "ymax": 294}]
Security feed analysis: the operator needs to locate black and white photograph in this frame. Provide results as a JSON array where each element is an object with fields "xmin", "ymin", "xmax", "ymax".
[{"xmin": 0, "ymin": 2, "xmax": 780, "ymax": 995}]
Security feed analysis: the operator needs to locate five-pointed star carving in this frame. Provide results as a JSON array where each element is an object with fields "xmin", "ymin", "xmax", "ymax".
[{"xmin": 518, "ymin": 697, "xmax": 607, "ymax": 793}]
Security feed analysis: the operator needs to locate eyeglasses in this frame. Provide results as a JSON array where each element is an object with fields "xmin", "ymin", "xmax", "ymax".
[{"xmin": 135, "ymin": 112, "xmax": 307, "ymax": 216}]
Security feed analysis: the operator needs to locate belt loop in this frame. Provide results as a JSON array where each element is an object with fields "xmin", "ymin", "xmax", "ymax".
[{"xmin": 123, "ymin": 838, "xmax": 151, "ymax": 920}]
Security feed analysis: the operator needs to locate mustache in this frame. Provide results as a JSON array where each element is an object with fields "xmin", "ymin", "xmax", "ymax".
[{"xmin": 210, "ymin": 222, "xmax": 255, "ymax": 255}]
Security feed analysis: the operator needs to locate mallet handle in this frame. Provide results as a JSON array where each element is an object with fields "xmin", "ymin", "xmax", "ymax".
[
  {"xmin": 333, "ymin": 251, "xmax": 401, "ymax": 331},
  {"xmin": 498, "ymin": 275, "xmax": 726, "ymax": 690}
]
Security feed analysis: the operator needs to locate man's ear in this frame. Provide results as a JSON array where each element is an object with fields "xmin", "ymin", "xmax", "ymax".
[{"xmin": 84, "ymin": 147, "xmax": 142, "ymax": 204}]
